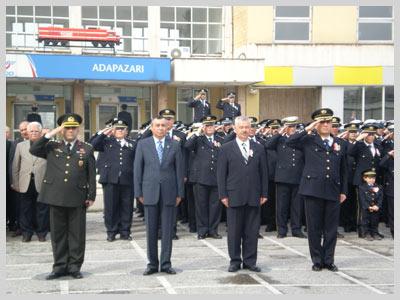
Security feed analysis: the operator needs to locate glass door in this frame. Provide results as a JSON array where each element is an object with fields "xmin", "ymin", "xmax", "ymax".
[{"xmin": 97, "ymin": 104, "xmax": 118, "ymax": 131}]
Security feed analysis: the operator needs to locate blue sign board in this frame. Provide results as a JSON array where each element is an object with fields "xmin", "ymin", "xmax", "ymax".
[
  {"xmin": 34, "ymin": 95, "xmax": 55, "ymax": 101},
  {"xmin": 118, "ymin": 96, "xmax": 137, "ymax": 102},
  {"xmin": 7, "ymin": 54, "xmax": 171, "ymax": 81}
]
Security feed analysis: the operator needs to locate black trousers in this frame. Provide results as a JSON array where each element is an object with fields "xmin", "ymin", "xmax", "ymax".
[
  {"xmin": 387, "ymin": 196, "xmax": 394, "ymax": 235},
  {"xmin": 194, "ymin": 183, "xmax": 221, "ymax": 236},
  {"xmin": 304, "ymin": 196, "xmax": 340, "ymax": 266},
  {"xmin": 340, "ymin": 184, "xmax": 357, "ymax": 230},
  {"xmin": 49, "ymin": 204, "xmax": 86, "ymax": 274},
  {"xmin": 19, "ymin": 178, "xmax": 49, "ymax": 237},
  {"xmin": 276, "ymin": 183, "xmax": 303, "ymax": 235},
  {"xmin": 103, "ymin": 183, "xmax": 133, "ymax": 237},
  {"xmin": 144, "ymin": 195, "xmax": 176, "ymax": 270},
  {"xmin": 262, "ymin": 180, "xmax": 276, "ymax": 230},
  {"xmin": 186, "ymin": 182, "xmax": 197, "ymax": 231},
  {"xmin": 360, "ymin": 209, "xmax": 380, "ymax": 235},
  {"xmin": 227, "ymin": 204, "xmax": 260, "ymax": 267}
]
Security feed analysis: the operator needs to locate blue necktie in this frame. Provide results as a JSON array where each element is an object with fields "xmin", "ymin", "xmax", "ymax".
[
  {"xmin": 323, "ymin": 139, "xmax": 330, "ymax": 151},
  {"xmin": 157, "ymin": 140, "xmax": 163, "ymax": 163}
]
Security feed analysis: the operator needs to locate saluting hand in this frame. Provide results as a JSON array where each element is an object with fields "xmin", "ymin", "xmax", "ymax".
[
  {"xmin": 305, "ymin": 120, "xmax": 320, "ymax": 134},
  {"xmin": 279, "ymin": 125, "xmax": 288, "ymax": 135},
  {"xmin": 356, "ymin": 132, "xmax": 369, "ymax": 141},
  {"xmin": 47, "ymin": 125, "xmax": 64, "ymax": 138}
]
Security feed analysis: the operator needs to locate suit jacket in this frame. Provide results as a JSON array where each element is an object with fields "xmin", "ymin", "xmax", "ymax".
[
  {"xmin": 217, "ymin": 139, "xmax": 268, "ymax": 207},
  {"xmin": 133, "ymin": 136, "xmax": 185, "ymax": 206},
  {"xmin": 347, "ymin": 140, "xmax": 382, "ymax": 186},
  {"xmin": 358, "ymin": 183, "xmax": 383, "ymax": 210},
  {"xmin": 12, "ymin": 140, "xmax": 47, "ymax": 193},
  {"xmin": 90, "ymin": 134, "xmax": 136, "ymax": 187},
  {"xmin": 286, "ymin": 131, "xmax": 348, "ymax": 201},
  {"xmin": 187, "ymin": 98, "xmax": 211, "ymax": 122},
  {"xmin": 264, "ymin": 134, "xmax": 304, "ymax": 185},
  {"xmin": 379, "ymin": 153, "xmax": 394, "ymax": 197},
  {"xmin": 30, "ymin": 136, "xmax": 96, "ymax": 207},
  {"xmin": 184, "ymin": 134, "xmax": 224, "ymax": 186},
  {"xmin": 216, "ymin": 100, "xmax": 241, "ymax": 119},
  {"xmin": 6, "ymin": 140, "xmax": 12, "ymax": 187}
]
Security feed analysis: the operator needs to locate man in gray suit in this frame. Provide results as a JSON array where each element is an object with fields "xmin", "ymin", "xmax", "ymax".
[
  {"xmin": 11, "ymin": 122, "xmax": 48, "ymax": 242},
  {"xmin": 134, "ymin": 116, "xmax": 185, "ymax": 275}
]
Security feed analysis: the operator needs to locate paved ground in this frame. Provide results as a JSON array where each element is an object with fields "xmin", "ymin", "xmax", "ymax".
[{"xmin": 6, "ymin": 211, "xmax": 394, "ymax": 295}]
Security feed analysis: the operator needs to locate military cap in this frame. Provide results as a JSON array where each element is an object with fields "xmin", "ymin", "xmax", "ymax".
[
  {"xmin": 344, "ymin": 123, "xmax": 360, "ymax": 132},
  {"xmin": 387, "ymin": 124, "xmax": 394, "ymax": 132},
  {"xmin": 57, "ymin": 113, "xmax": 82, "ymax": 127},
  {"xmin": 220, "ymin": 117, "xmax": 233, "ymax": 125},
  {"xmin": 331, "ymin": 116, "xmax": 341, "ymax": 127},
  {"xmin": 249, "ymin": 117, "xmax": 258, "ymax": 127},
  {"xmin": 361, "ymin": 123, "xmax": 378, "ymax": 133},
  {"xmin": 376, "ymin": 120, "xmax": 385, "ymax": 129},
  {"xmin": 266, "ymin": 119, "xmax": 282, "ymax": 129},
  {"xmin": 350, "ymin": 119, "xmax": 363, "ymax": 126},
  {"xmin": 112, "ymin": 118, "xmax": 128, "ymax": 129},
  {"xmin": 159, "ymin": 109, "xmax": 176, "ymax": 118},
  {"xmin": 311, "ymin": 108, "xmax": 334, "ymax": 121},
  {"xmin": 105, "ymin": 117, "xmax": 118, "ymax": 126},
  {"xmin": 363, "ymin": 119, "xmax": 377, "ymax": 126},
  {"xmin": 385, "ymin": 120, "xmax": 394, "ymax": 128},
  {"xmin": 201, "ymin": 115, "xmax": 217, "ymax": 125},
  {"xmin": 362, "ymin": 168, "xmax": 377, "ymax": 177},
  {"xmin": 258, "ymin": 119, "xmax": 270, "ymax": 128},
  {"xmin": 227, "ymin": 92, "xmax": 236, "ymax": 98},
  {"xmin": 281, "ymin": 116, "xmax": 299, "ymax": 126},
  {"xmin": 199, "ymin": 88, "xmax": 208, "ymax": 94}
]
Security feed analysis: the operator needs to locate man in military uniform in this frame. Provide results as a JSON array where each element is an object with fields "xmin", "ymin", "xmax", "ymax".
[
  {"xmin": 90, "ymin": 118, "xmax": 137, "ymax": 242},
  {"xmin": 330, "ymin": 116, "xmax": 341, "ymax": 137},
  {"xmin": 185, "ymin": 115, "xmax": 224, "ymax": 239},
  {"xmin": 30, "ymin": 113, "xmax": 96, "ymax": 280},
  {"xmin": 347, "ymin": 123, "xmax": 382, "ymax": 238},
  {"xmin": 287, "ymin": 108, "xmax": 347, "ymax": 272},
  {"xmin": 187, "ymin": 89, "xmax": 211, "ymax": 122},
  {"xmin": 264, "ymin": 116, "xmax": 306, "ymax": 238},
  {"xmin": 216, "ymin": 92, "xmax": 241, "ymax": 119},
  {"xmin": 216, "ymin": 117, "xmax": 234, "ymax": 139}
]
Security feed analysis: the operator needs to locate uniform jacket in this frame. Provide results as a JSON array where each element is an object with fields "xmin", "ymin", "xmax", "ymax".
[
  {"xmin": 216, "ymin": 100, "xmax": 241, "ymax": 119},
  {"xmin": 133, "ymin": 136, "xmax": 185, "ymax": 206},
  {"xmin": 12, "ymin": 140, "xmax": 47, "ymax": 193},
  {"xmin": 286, "ymin": 131, "xmax": 348, "ymax": 201},
  {"xmin": 358, "ymin": 183, "xmax": 383, "ymax": 210},
  {"xmin": 217, "ymin": 139, "xmax": 268, "ymax": 207},
  {"xmin": 30, "ymin": 136, "xmax": 96, "ymax": 207},
  {"xmin": 379, "ymin": 153, "xmax": 394, "ymax": 198},
  {"xmin": 187, "ymin": 98, "xmax": 211, "ymax": 122}
]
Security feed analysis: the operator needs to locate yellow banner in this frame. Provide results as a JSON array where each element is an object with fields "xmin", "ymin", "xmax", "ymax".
[
  {"xmin": 334, "ymin": 66, "xmax": 383, "ymax": 85},
  {"xmin": 257, "ymin": 66, "xmax": 293, "ymax": 85}
]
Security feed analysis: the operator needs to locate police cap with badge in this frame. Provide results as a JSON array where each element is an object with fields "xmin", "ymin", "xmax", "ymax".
[{"xmin": 201, "ymin": 115, "xmax": 217, "ymax": 126}]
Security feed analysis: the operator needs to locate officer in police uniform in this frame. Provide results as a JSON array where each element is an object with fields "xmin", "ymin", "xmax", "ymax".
[
  {"xmin": 287, "ymin": 108, "xmax": 348, "ymax": 272},
  {"xmin": 216, "ymin": 117, "xmax": 234, "ymax": 139},
  {"xmin": 216, "ymin": 92, "xmax": 241, "ymax": 119},
  {"xmin": 30, "ymin": 113, "xmax": 96, "ymax": 280},
  {"xmin": 185, "ymin": 115, "xmax": 224, "ymax": 239},
  {"xmin": 187, "ymin": 89, "xmax": 211, "ymax": 122},
  {"xmin": 90, "ymin": 118, "xmax": 137, "ymax": 242},
  {"xmin": 264, "ymin": 116, "xmax": 306, "ymax": 238},
  {"xmin": 330, "ymin": 116, "xmax": 341, "ymax": 137}
]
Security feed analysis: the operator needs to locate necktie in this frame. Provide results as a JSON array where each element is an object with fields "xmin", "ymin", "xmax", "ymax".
[
  {"xmin": 368, "ymin": 144, "xmax": 374, "ymax": 156},
  {"xmin": 117, "ymin": 140, "xmax": 122, "ymax": 147},
  {"xmin": 66, "ymin": 143, "xmax": 72, "ymax": 154},
  {"xmin": 157, "ymin": 140, "xmax": 163, "ymax": 163},
  {"xmin": 209, "ymin": 137, "xmax": 213, "ymax": 144},
  {"xmin": 242, "ymin": 142, "xmax": 248, "ymax": 163},
  {"xmin": 323, "ymin": 139, "xmax": 330, "ymax": 151}
]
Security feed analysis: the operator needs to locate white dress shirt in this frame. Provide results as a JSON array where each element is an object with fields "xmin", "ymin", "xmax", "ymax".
[{"xmin": 236, "ymin": 137, "xmax": 250, "ymax": 159}]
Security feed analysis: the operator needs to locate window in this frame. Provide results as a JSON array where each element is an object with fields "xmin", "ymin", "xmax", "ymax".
[
  {"xmin": 160, "ymin": 6, "xmax": 223, "ymax": 55},
  {"xmin": 81, "ymin": 6, "xmax": 149, "ymax": 53},
  {"xmin": 343, "ymin": 86, "xmax": 393, "ymax": 123},
  {"xmin": 6, "ymin": 6, "xmax": 69, "ymax": 49},
  {"xmin": 177, "ymin": 88, "xmax": 197, "ymax": 123},
  {"xmin": 274, "ymin": 6, "xmax": 310, "ymax": 42},
  {"xmin": 358, "ymin": 6, "xmax": 393, "ymax": 42}
]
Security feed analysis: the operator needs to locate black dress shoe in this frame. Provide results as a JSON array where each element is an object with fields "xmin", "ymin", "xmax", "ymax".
[
  {"xmin": 228, "ymin": 264, "xmax": 240, "ymax": 272},
  {"xmin": 312, "ymin": 264, "xmax": 322, "ymax": 271},
  {"xmin": 22, "ymin": 235, "xmax": 32, "ymax": 242},
  {"xmin": 120, "ymin": 235, "xmax": 133, "ymax": 241},
  {"xmin": 38, "ymin": 236, "xmax": 46, "ymax": 242},
  {"xmin": 70, "ymin": 271, "xmax": 83, "ymax": 279},
  {"xmin": 323, "ymin": 264, "xmax": 338, "ymax": 272},
  {"xmin": 45, "ymin": 272, "xmax": 66, "ymax": 280},
  {"xmin": 143, "ymin": 268, "xmax": 158, "ymax": 276},
  {"xmin": 277, "ymin": 233, "xmax": 287, "ymax": 238},
  {"xmin": 243, "ymin": 265, "xmax": 261, "ymax": 272},
  {"xmin": 107, "ymin": 235, "xmax": 116, "ymax": 242},
  {"xmin": 161, "ymin": 267, "xmax": 176, "ymax": 274},
  {"xmin": 375, "ymin": 232, "xmax": 384, "ymax": 238},
  {"xmin": 371, "ymin": 233, "xmax": 383, "ymax": 240},
  {"xmin": 173, "ymin": 235, "xmax": 179, "ymax": 240},
  {"xmin": 257, "ymin": 233, "xmax": 264, "ymax": 239},
  {"xmin": 337, "ymin": 232, "xmax": 344, "ymax": 238},
  {"xmin": 198, "ymin": 234, "xmax": 206, "ymax": 240},
  {"xmin": 208, "ymin": 233, "xmax": 222, "ymax": 239},
  {"xmin": 292, "ymin": 232, "xmax": 307, "ymax": 239},
  {"xmin": 137, "ymin": 213, "xmax": 144, "ymax": 218}
]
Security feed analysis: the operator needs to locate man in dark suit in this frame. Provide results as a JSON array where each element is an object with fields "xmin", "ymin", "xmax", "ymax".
[
  {"xmin": 90, "ymin": 118, "xmax": 137, "ymax": 242},
  {"xmin": 30, "ymin": 113, "xmax": 96, "ymax": 280},
  {"xmin": 187, "ymin": 89, "xmax": 211, "ymax": 122},
  {"xmin": 185, "ymin": 115, "xmax": 224, "ymax": 239},
  {"xmin": 264, "ymin": 116, "xmax": 306, "ymax": 239},
  {"xmin": 216, "ymin": 92, "xmax": 241, "ymax": 119},
  {"xmin": 118, "ymin": 104, "xmax": 133, "ymax": 134},
  {"xmin": 134, "ymin": 116, "xmax": 185, "ymax": 276},
  {"xmin": 286, "ymin": 108, "xmax": 347, "ymax": 272},
  {"xmin": 217, "ymin": 116, "xmax": 268, "ymax": 273}
]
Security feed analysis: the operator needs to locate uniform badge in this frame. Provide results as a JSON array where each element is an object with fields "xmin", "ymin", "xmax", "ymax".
[
  {"xmin": 213, "ymin": 141, "xmax": 221, "ymax": 148},
  {"xmin": 78, "ymin": 160, "xmax": 84, "ymax": 167},
  {"xmin": 249, "ymin": 149, "xmax": 254, "ymax": 157},
  {"xmin": 333, "ymin": 143, "xmax": 341, "ymax": 152},
  {"xmin": 372, "ymin": 186, "xmax": 379, "ymax": 193}
]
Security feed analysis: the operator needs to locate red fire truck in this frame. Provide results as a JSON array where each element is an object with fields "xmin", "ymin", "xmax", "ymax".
[{"xmin": 37, "ymin": 27, "xmax": 121, "ymax": 48}]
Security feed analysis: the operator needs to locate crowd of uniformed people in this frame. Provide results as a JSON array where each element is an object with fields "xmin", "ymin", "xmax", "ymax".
[{"xmin": 5, "ymin": 89, "xmax": 394, "ymax": 279}]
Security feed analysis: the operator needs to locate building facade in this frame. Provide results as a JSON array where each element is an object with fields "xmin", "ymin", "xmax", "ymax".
[{"xmin": 6, "ymin": 5, "xmax": 394, "ymax": 140}]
